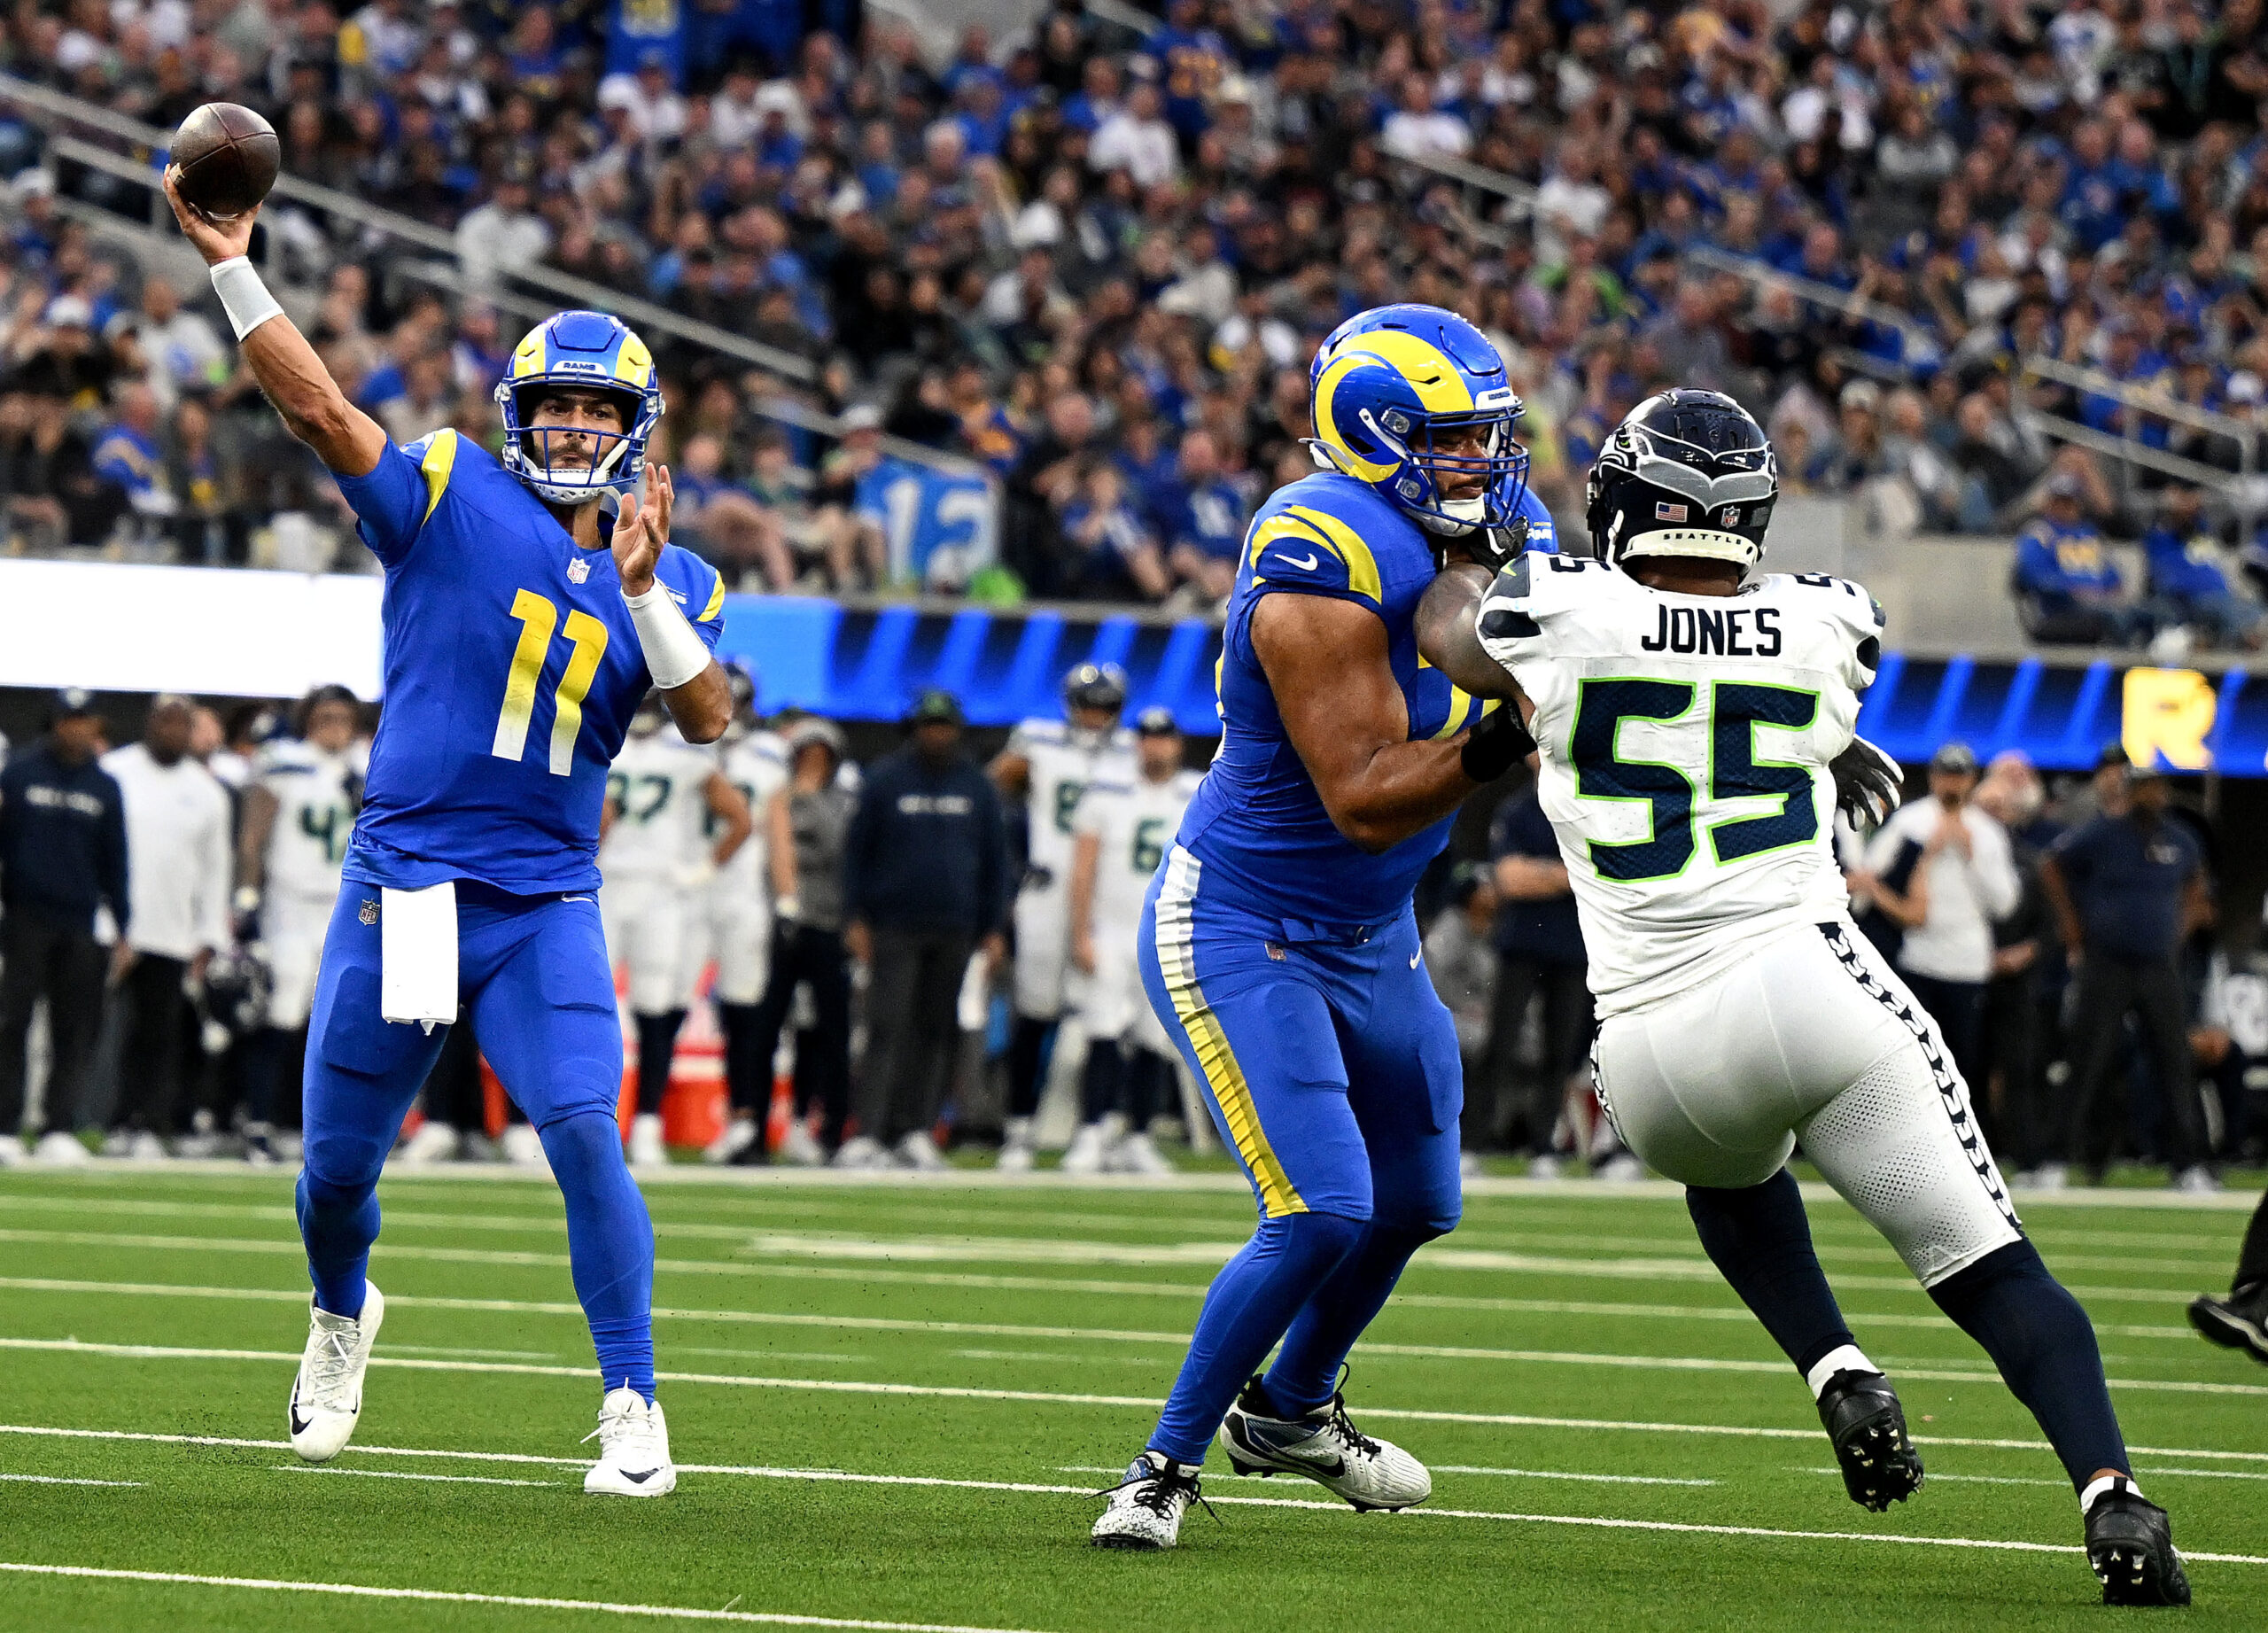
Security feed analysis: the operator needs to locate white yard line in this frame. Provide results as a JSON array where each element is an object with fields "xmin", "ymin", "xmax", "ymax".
[
  {"xmin": 277, "ymin": 1465, "xmax": 553, "ymax": 1487},
  {"xmin": 1058, "ymin": 1462, "xmax": 1718, "ymax": 1488},
  {"xmin": 0, "ymin": 1473, "xmax": 141, "ymax": 1487},
  {"xmin": 0, "ymin": 1563, "xmax": 1051, "ymax": 1631},
  {"xmin": 7, "ymin": 1330, "xmax": 2260, "ymax": 1404}
]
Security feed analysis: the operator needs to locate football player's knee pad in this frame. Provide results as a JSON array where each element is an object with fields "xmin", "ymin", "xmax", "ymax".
[{"xmin": 1261, "ymin": 1209, "xmax": 1371, "ymax": 1277}]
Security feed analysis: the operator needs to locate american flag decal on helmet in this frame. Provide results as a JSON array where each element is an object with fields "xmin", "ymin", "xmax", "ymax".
[{"xmin": 1655, "ymin": 501, "xmax": 1689, "ymax": 522}]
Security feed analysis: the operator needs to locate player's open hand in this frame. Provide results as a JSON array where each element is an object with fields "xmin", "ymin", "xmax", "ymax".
[
  {"xmin": 161, "ymin": 165, "xmax": 259, "ymax": 266},
  {"xmin": 612, "ymin": 461, "xmax": 672, "ymax": 595}
]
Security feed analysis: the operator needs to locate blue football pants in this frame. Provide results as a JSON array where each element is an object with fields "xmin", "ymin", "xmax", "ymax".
[
  {"xmin": 1138, "ymin": 848, "xmax": 1463, "ymax": 1463},
  {"xmin": 297, "ymin": 881, "xmax": 657, "ymax": 1399}
]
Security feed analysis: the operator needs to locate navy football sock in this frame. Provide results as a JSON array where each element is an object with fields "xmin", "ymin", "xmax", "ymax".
[
  {"xmin": 296, "ymin": 1166, "xmax": 377, "ymax": 1319},
  {"xmin": 634, "ymin": 1009, "xmax": 686, "ymax": 1116},
  {"xmin": 1687, "ymin": 1170, "xmax": 1858, "ymax": 1381},
  {"xmin": 1928, "ymin": 1239, "xmax": 2129, "ymax": 1491},
  {"xmin": 542, "ymin": 1108, "xmax": 658, "ymax": 1402},
  {"xmin": 1080, "ymin": 1038, "xmax": 1126, "ymax": 1125},
  {"xmin": 1124, "ymin": 1049, "xmax": 1168, "ymax": 1129},
  {"xmin": 1006, "ymin": 1016, "xmax": 1053, "ymax": 1121},
  {"xmin": 1147, "ymin": 1211, "xmax": 1367, "ymax": 1464},
  {"xmin": 1264, "ymin": 1220, "xmax": 1448, "ymax": 1415}
]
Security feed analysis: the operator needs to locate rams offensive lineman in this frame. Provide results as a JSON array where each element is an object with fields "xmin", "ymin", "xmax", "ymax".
[
  {"xmin": 990, "ymin": 664, "xmax": 1135, "ymax": 1170},
  {"xmin": 1091, "ymin": 305, "xmax": 1542, "ymax": 1548},
  {"xmin": 167, "ymin": 169, "xmax": 733, "ymax": 1497},
  {"xmin": 236, "ymin": 685, "xmax": 361, "ymax": 1163},
  {"xmin": 1060, "ymin": 707, "xmax": 1201, "ymax": 1176},
  {"xmin": 599, "ymin": 695, "xmax": 751, "ymax": 1170},
  {"xmin": 1417, "ymin": 390, "xmax": 2188, "ymax": 1606}
]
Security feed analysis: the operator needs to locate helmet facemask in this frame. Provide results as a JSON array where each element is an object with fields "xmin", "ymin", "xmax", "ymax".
[{"xmin": 499, "ymin": 380, "xmax": 652, "ymax": 507}]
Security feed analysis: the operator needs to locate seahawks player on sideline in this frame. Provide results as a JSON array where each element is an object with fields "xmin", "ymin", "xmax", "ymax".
[
  {"xmin": 599, "ymin": 694, "xmax": 751, "ymax": 1170},
  {"xmin": 1092, "ymin": 305, "xmax": 1536, "ymax": 1550},
  {"xmin": 701, "ymin": 663, "xmax": 790, "ymax": 1163},
  {"xmin": 235, "ymin": 685, "xmax": 361, "ymax": 1164},
  {"xmin": 1417, "ymin": 390, "xmax": 2189, "ymax": 1607},
  {"xmin": 166, "ymin": 172, "xmax": 733, "ymax": 1497},
  {"xmin": 989, "ymin": 663, "xmax": 1135, "ymax": 1170},
  {"xmin": 1062, "ymin": 707, "xmax": 1202, "ymax": 1176}
]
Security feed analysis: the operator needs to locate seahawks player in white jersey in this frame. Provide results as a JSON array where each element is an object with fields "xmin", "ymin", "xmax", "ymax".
[
  {"xmin": 236, "ymin": 686, "xmax": 361, "ymax": 1164},
  {"xmin": 599, "ymin": 695, "xmax": 750, "ymax": 1170},
  {"xmin": 1418, "ymin": 390, "xmax": 2186, "ymax": 1606},
  {"xmin": 989, "ymin": 662, "xmax": 1135, "ymax": 1169},
  {"xmin": 1062, "ymin": 707, "xmax": 1201, "ymax": 1176},
  {"xmin": 701, "ymin": 665, "xmax": 789, "ymax": 1163}
]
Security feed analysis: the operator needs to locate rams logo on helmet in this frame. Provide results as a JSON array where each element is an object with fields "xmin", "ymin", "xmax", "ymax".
[{"xmin": 493, "ymin": 310, "xmax": 664, "ymax": 507}]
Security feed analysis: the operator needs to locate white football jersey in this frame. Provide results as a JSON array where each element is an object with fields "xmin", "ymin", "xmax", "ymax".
[
  {"xmin": 1477, "ymin": 555, "xmax": 1881, "ymax": 1020},
  {"xmin": 1008, "ymin": 719, "xmax": 1135, "ymax": 887},
  {"xmin": 712, "ymin": 730, "xmax": 789, "ymax": 895},
  {"xmin": 1074, "ymin": 768, "xmax": 1202, "ymax": 938},
  {"xmin": 601, "ymin": 728, "xmax": 718, "ymax": 884},
  {"xmin": 259, "ymin": 738, "xmax": 357, "ymax": 899}
]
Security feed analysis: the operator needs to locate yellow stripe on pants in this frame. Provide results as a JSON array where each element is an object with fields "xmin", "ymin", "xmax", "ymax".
[{"xmin": 1153, "ymin": 848, "xmax": 1305, "ymax": 1217}]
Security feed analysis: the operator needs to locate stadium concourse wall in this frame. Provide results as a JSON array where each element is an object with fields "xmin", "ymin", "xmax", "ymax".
[{"xmin": 3, "ymin": 556, "xmax": 2264, "ymax": 778}]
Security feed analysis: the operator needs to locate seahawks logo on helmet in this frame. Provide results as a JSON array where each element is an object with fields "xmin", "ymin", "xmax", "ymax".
[{"xmin": 1585, "ymin": 390, "xmax": 1778, "ymax": 575}]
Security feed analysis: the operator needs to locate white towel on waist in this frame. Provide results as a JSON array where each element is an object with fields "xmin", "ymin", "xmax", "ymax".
[{"xmin": 380, "ymin": 882, "xmax": 459, "ymax": 1028}]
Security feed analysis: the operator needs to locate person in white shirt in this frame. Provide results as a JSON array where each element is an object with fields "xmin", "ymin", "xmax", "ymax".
[
  {"xmin": 1379, "ymin": 73, "xmax": 1472, "ymax": 162},
  {"xmin": 599, "ymin": 696, "xmax": 750, "ymax": 1170},
  {"xmin": 454, "ymin": 171, "xmax": 552, "ymax": 296},
  {"xmin": 1089, "ymin": 82, "xmax": 1180, "ymax": 191},
  {"xmin": 696, "ymin": 666, "xmax": 789, "ymax": 1164},
  {"xmin": 236, "ymin": 686, "xmax": 361, "ymax": 1163},
  {"xmin": 1062, "ymin": 709, "xmax": 1200, "ymax": 1175},
  {"xmin": 1856, "ymin": 741, "xmax": 2021, "ymax": 1101},
  {"xmin": 102, "ymin": 695, "xmax": 232, "ymax": 1155}
]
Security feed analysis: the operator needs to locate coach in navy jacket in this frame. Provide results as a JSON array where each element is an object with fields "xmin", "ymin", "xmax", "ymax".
[
  {"xmin": 0, "ymin": 690, "xmax": 129, "ymax": 1152},
  {"xmin": 844, "ymin": 691, "xmax": 1008, "ymax": 1162}
]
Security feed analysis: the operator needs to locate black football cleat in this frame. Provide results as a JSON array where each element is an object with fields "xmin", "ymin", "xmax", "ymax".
[
  {"xmin": 1816, "ymin": 1369, "xmax": 1923, "ymax": 1512},
  {"xmin": 2187, "ymin": 1283, "xmax": 2268, "ymax": 1365},
  {"xmin": 2086, "ymin": 1482, "xmax": 2191, "ymax": 1607}
]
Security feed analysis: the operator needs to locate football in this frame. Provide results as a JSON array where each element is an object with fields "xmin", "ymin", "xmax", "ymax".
[{"xmin": 168, "ymin": 101, "xmax": 280, "ymax": 220}]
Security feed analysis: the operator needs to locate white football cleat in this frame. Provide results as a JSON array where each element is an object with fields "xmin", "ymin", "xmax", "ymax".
[
  {"xmin": 0, "ymin": 1137, "xmax": 26, "ymax": 1169},
  {"xmin": 626, "ymin": 1112, "xmax": 667, "ymax": 1170},
  {"xmin": 1091, "ymin": 1451, "xmax": 1206, "ymax": 1550},
  {"xmin": 703, "ymin": 1118, "xmax": 758, "ymax": 1164},
  {"xmin": 583, "ymin": 1387, "xmax": 676, "ymax": 1497},
  {"xmin": 33, "ymin": 1130, "xmax": 90, "ymax": 1166},
  {"xmin": 1111, "ymin": 1131, "xmax": 1173, "ymax": 1176},
  {"xmin": 894, "ymin": 1130, "xmax": 947, "ymax": 1170},
  {"xmin": 1218, "ymin": 1375, "xmax": 1431, "ymax": 1511},
  {"xmin": 290, "ymin": 1281, "xmax": 384, "ymax": 1463},
  {"xmin": 1060, "ymin": 1122, "xmax": 1111, "ymax": 1175},
  {"xmin": 398, "ymin": 1120, "xmax": 461, "ymax": 1164},
  {"xmin": 832, "ymin": 1135, "xmax": 886, "ymax": 1170},
  {"xmin": 775, "ymin": 1117, "xmax": 826, "ymax": 1167},
  {"xmin": 499, "ymin": 1123, "xmax": 550, "ymax": 1171}
]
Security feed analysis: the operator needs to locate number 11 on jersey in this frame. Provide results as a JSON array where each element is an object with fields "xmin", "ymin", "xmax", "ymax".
[{"xmin": 493, "ymin": 588, "xmax": 610, "ymax": 776}]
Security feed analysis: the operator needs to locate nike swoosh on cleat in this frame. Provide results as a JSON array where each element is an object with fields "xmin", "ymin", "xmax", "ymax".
[
  {"xmin": 621, "ymin": 1468, "xmax": 660, "ymax": 1484},
  {"xmin": 1274, "ymin": 553, "xmax": 1319, "ymax": 571},
  {"xmin": 290, "ymin": 1409, "xmax": 311, "ymax": 1435}
]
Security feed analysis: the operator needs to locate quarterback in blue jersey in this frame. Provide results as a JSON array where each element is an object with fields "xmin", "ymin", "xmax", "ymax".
[
  {"xmin": 167, "ymin": 172, "xmax": 732, "ymax": 1497},
  {"xmin": 1092, "ymin": 306, "xmax": 1539, "ymax": 1548}
]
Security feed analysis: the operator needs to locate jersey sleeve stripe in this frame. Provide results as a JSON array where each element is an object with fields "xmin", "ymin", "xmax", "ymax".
[
  {"xmin": 698, "ymin": 566, "xmax": 726, "ymax": 624},
  {"xmin": 418, "ymin": 430, "xmax": 459, "ymax": 523},
  {"xmin": 1245, "ymin": 512, "xmax": 1334, "ymax": 569},
  {"xmin": 1285, "ymin": 506, "xmax": 1383, "ymax": 604}
]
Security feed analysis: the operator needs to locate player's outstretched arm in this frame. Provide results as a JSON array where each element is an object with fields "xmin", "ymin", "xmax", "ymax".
[
  {"xmin": 162, "ymin": 168, "xmax": 387, "ymax": 479},
  {"xmin": 1251, "ymin": 593, "xmax": 1487, "ymax": 855},
  {"xmin": 1415, "ymin": 563, "xmax": 1524, "ymax": 703}
]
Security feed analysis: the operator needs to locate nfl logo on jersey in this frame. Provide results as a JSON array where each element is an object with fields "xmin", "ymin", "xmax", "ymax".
[{"xmin": 568, "ymin": 556, "xmax": 591, "ymax": 583}]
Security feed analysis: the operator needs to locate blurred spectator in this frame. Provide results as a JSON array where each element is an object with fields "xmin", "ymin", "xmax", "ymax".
[
  {"xmin": 1859, "ymin": 743, "xmax": 2021, "ymax": 1096},
  {"xmin": 1424, "ymin": 863, "xmax": 1499, "ymax": 1074},
  {"xmin": 0, "ymin": 691, "xmax": 127, "ymax": 1163},
  {"xmin": 2040, "ymin": 761, "xmax": 2217, "ymax": 1189},
  {"xmin": 1481, "ymin": 759, "xmax": 1593, "ymax": 1173},
  {"xmin": 124, "ymin": 276, "xmax": 228, "ymax": 409},
  {"xmin": 100, "ymin": 696, "xmax": 231, "ymax": 1155},
  {"xmin": 2014, "ymin": 475, "xmax": 2147, "ymax": 646},
  {"xmin": 1973, "ymin": 752, "xmax": 2065, "ymax": 1185},
  {"xmin": 673, "ymin": 432, "xmax": 794, "ymax": 592},
  {"xmin": 1, "ymin": 381, "xmax": 126, "ymax": 549},
  {"xmin": 1157, "ymin": 429, "xmax": 1247, "ymax": 603},
  {"xmin": 2143, "ymin": 485, "xmax": 2264, "ymax": 651},
  {"xmin": 843, "ymin": 691, "xmax": 1006, "ymax": 1170},
  {"xmin": 90, "ymin": 382, "xmax": 179, "ymax": 537}
]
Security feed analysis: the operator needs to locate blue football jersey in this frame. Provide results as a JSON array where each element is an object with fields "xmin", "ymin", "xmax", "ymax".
[
  {"xmin": 1175, "ymin": 471, "xmax": 1500, "ymax": 924},
  {"xmin": 333, "ymin": 429, "xmax": 726, "ymax": 894}
]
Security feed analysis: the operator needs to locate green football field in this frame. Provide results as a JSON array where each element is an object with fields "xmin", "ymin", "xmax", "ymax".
[{"xmin": 0, "ymin": 1164, "xmax": 2262, "ymax": 1632}]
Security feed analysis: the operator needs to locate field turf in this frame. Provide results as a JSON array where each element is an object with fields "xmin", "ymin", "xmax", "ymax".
[{"xmin": 0, "ymin": 1163, "xmax": 2263, "ymax": 1632}]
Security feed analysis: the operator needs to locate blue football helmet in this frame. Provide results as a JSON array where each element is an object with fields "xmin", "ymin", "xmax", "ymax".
[
  {"xmin": 494, "ymin": 310, "xmax": 664, "ymax": 506},
  {"xmin": 1306, "ymin": 304, "xmax": 1529, "ymax": 537}
]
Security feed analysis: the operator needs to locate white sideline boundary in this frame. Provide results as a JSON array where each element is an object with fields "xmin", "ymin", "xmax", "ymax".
[
  {"xmin": 1, "ymin": 1433, "xmax": 2264, "ymax": 1571},
  {"xmin": 20, "ymin": 1157, "xmax": 2263, "ymax": 1209},
  {"xmin": 6, "ymin": 1331, "xmax": 2262, "ymax": 1402},
  {"xmin": 0, "ymin": 1273, "xmax": 2203, "ymax": 1343},
  {"xmin": 0, "ymin": 1563, "xmax": 1050, "ymax": 1630}
]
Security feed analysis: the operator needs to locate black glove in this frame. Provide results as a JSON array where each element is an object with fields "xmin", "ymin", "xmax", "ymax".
[
  {"xmin": 1460, "ymin": 702, "xmax": 1535, "ymax": 783},
  {"xmin": 1830, "ymin": 736, "xmax": 1904, "ymax": 828}
]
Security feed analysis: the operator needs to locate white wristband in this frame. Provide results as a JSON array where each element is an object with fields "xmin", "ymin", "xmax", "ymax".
[
  {"xmin": 210, "ymin": 256, "xmax": 283, "ymax": 341},
  {"xmin": 622, "ymin": 580, "xmax": 711, "ymax": 690}
]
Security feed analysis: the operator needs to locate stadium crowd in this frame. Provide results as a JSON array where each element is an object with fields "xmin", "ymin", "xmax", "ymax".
[
  {"xmin": 2, "ymin": 0, "xmax": 2268, "ymax": 642},
  {"xmin": 0, "ymin": 669, "xmax": 2262, "ymax": 1187}
]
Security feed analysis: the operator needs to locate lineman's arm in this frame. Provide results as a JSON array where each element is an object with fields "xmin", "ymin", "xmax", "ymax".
[
  {"xmin": 162, "ymin": 170, "xmax": 387, "ymax": 478},
  {"xmin": 1415, "ymin": 563, "xmax": 1527, "ymax": 704},
  {"xmin": 703, "ymin": 769, "xmax": 753, "ymax": 867},
  {"xmin": 1250, "ymin": 592, "xmax": 1480, "ymax": 855}
]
